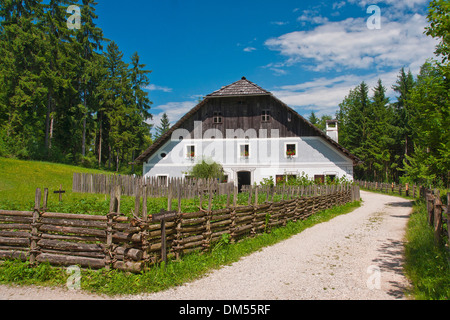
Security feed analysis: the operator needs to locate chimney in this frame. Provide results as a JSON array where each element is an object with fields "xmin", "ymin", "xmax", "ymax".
[{"xmin": 326, "ymin": 120, "xmax": 339, "ymax": 143}]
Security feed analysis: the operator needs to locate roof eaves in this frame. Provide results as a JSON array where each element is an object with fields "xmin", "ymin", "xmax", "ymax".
[{"xmin": 135, "ymin": 98, "xmax": 209, "ymax": 163}]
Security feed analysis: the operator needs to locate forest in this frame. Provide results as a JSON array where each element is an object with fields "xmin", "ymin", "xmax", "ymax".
[
  {"xmin": 0, "ymin": 0, "xmax": 153, "ymax": 172},
  {"xmin": 0, "ymin": 1, "xmax": 448, "ymax": 186},
  {"xmin": 311, "ymin": 0, "xmax": 449, "ymax": 187}
]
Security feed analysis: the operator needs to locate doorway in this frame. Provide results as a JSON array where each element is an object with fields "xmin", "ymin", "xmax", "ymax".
[{"xmin": 237, "ymin": 171, "xmax": 251, "ymax": 193}]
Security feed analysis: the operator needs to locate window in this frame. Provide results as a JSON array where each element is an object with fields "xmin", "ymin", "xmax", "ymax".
[
  {"xmin": 213, "ymin": 111, "xmax": 222, "ymax": 124},
  {"xmin": 314, "ymin": 175, "xmax": 325, "ymax": 184},
  {"xmin": 240, "ymin": 144, "xmax": 250, "ymax": 159},
  {"xmin": 262, "ymin": 110, "xmax": 270, "ymax": 122},
  {"xmin": 288, "ymin": 111, "xmax": 292, "ymax": 122},
  {"xmin": 186, "ymin": 145, "xmax": 195, "ymax": 159},
  {"xmin": 285, "ymin": 143, "xmax": 297, "ymax": 158},
  {"xmin": 276, "ymin": 175, "xmax": 286, "ymax": 185},
  {"xmin": 276, "ymin": 175, "xmax": 297, "ymax": 185},
  {"xmin": 157, "ymin": 175, "xmax": 168, "ymax": 186},
  {"xmin": 287, "ymin": 175, "xmax": 297, "ymax": 183}
]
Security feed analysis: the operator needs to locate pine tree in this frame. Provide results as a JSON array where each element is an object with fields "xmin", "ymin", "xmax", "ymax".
[
  {"xmin": 77, "ymin": 0, "xmax": 105, "ymax": 157},
  {"xmin": 369, "ymin": 79, "xmax": 394, "ymax": 181},
  {"xmin": 39, "ymin": 0, "xmax": 77, "ymax": 154},
  {"xmin": 391, "ymin": 67, "xmax": 415, "ymax": 177},
  {"xmin": 129, "ymin": 51, "xmax": 153, "ymax": 160},
  {"xmin": 337, "ymin": 82, "xmax": 371, "ymax": 179},
  {"xmin": 308, "ymin": 111, "xmax": 318, "ymax": 126},
  {"xmin": 155, "ymin": 112, "xmax": 171, "ymax": 139},
  {"xmin": 0, "ymin": 0, "xmax": 47, "ymax": 157},
  {"xmin": 100, "ymin": 41, "xmax": 129, "ymax": 168},
  {"xmin": 405, "ymin": 62, "xmax": 450, "ymax": 186}
]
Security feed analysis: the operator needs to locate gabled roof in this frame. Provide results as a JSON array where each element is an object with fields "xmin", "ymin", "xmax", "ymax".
[
  {"xmin": 136, "ymin": 77, "xmax": 362, "ymax": 165},
  {"xmin": 207, "ymin": 77, "xmax": 271, "ymax": 97}
]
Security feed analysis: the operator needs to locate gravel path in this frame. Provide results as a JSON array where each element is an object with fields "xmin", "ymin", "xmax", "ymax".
[{"xmin": 0, "ymin": 191, "xmax": 412, "ymax": 300}]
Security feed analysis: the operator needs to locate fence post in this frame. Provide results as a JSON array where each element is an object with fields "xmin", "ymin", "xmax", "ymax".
[
  {"xmin": 30, "ymin": 188, "xmax": 42, "ymax": 265},
  {"xmin": 43, "ymin": 188, "xmax": 49, "ymax": 212},
  {"xmin": 426, "ymin": 192, "xmax": 434, "ymax": 226},
  {"xmin": 434, "ymin": 194, "xmax": 443, "ymax": 246},
  {"xmin": 175, "ymin": 180, "xmax": 182, "ymax": 260},
  {"xmin": 230, "ymin": 186, "xmax": 237, "ymax": 243},
  {"xmin": 106, "ymin": 185, "xmax": 121, "ymax": 270},
  {"xmin": 251, "ymin": 186, "xmax": 258, "ymax": 237},
  {"xmin": 447, "ymin": 193, "xmax": 450, "ymax": 244},
  {"xmin": 134, "ymin": 184, "xmax": 140, "ymax": 219},
  {"xmin": 202, "ymin": 180, "xmax": 213, "ymax": 252}
]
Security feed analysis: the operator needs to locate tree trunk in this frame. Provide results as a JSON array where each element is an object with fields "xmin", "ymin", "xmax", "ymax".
[
  {"xmin": 45, "ymin": 92, "xmax": 52, "ymax": 150},
  {"xmin": 98, "ymin": 111, "xmax": 102, "ymax": 168},
  {"xmin": 108, "ymin": 145, "xmax": 111, "ymax": 170},
  {"xmin": 82, "ymin": 115, "xmax": 86, "ymax": 156},
  {"xmin": 116, "ymin": 149, "xmax": 120, "ymax": 172}
]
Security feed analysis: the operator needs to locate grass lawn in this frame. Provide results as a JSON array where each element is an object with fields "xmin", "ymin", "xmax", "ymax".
[{"xmin": 0, "ymin": 157, "xmax": 118, "ymax": 214}]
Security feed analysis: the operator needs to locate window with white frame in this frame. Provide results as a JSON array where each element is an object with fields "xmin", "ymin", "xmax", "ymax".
[
  {"xmin": 186, "ymin": 145, "xmax": 195, "ymax": 159},
  {"xmin": 285, "ymin": 143, "xmax": 297, "ymax": 158},
  {"xmin": 239, "ymin": 144, "xmax": 250, "ymax": 159},
  {"xmin": 156, "ymin": 175, "xmax": 168, "ymax": 186}
]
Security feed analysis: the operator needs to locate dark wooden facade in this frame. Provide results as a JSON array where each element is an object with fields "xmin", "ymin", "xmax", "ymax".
[{"xmin": 176, "ymin": 95, "xmax": 320, "ymax": 139}]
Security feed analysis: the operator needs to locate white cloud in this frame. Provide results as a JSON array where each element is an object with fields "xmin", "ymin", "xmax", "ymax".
[
  {"xmin": 348, "ymin": 0, "xmax": 429, "ymax": 10},
  {"xmin": 332, "ymin": 1, "xmax": 347, "ymax": 10},
  {"xmin": 243, "ymin": 47, "xmax": 257, "ymax": 52},
  {"xmin": 272, "ymin": 70, "xmax": 401, "ymax": 117},
  {"xmin": 271, "ymin": 21, "xmax": 289, "ymax": 26},
  {"xmin": 151, "ymin": 101, "xmax": 197, "ymax": 128},
  {"xmin": 263, "ymin": 1, "xmax": 437, "ymax": 117},
  {"xmin": 265, "ymin": 13, "xmax": 436, "ymax": 72},
  {"xmin": 145, "ymin": 84, "xmax": 173, "ymax": 93},
  {"xmin": 297, "ymin": 9, "xmax": 329, "ymax": 25}
]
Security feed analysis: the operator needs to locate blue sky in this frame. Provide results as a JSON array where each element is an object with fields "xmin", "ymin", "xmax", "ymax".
[{"xmin": 94, "ymin": 0, "xmax": 437, "ymax": 129}]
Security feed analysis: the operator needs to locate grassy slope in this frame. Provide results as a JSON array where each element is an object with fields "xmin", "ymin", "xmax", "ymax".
[{"xmin": 0, "ymin": 157, "xmax": 116, "ymax": 213}]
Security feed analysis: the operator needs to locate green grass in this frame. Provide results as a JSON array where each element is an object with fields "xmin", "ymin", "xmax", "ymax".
[
  {"xmin": 0, "ymin": 200, "xmax": 361, "ymax": 296},
  {"xmin": 404, "ymin": 200, "xmax": 450, "ymax": 300},
  {"xmin": 0, "ymin": 157, "xmax": 116, "ymax": 212}
]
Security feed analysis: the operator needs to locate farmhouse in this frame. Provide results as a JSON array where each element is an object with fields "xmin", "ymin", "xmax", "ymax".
[{"xmin": 135, "ymin": 77, "xmax": 360, "ymax": 190}]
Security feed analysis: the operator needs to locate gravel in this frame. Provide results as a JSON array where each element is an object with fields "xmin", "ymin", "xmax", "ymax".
[{"xmin": 0, "ymin": 191, "xmax": 412, "ymax": 300}]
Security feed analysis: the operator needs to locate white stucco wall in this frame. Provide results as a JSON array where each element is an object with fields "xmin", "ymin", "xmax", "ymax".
[{"xmin": 143, "ymin": 136, "xmax": 354, "ymax": 185}]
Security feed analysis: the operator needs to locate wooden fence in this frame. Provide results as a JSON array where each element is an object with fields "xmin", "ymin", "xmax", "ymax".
[
  {"xmin": 424, "ymin": 190, "xmax": 449, "ymax": 246},
  {"xmin": 355, "ymin": 180, "xmax": 423, "ymax": 198},
  {"xmin": 0, "ymin": 183, "xmax": 360, "ymax": 272},
  {"xmin": 72, "ymin": 172, "xmax": 234, "ymax": 198}
]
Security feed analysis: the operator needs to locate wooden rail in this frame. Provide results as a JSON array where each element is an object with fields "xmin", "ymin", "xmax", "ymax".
[{"xmin": 0, "ymin": 183, "xmax": 360, "ymax": 272}]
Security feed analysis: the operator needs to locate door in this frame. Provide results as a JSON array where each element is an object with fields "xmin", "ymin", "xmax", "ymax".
[{"xmin": 237, "ymin": 171, "xmax": 251, "ymax": 193}]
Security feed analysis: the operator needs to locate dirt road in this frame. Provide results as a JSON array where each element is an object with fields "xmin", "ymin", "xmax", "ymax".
[{"xmin": 0, "ymin": 191, "xmax": 413, "ymax": 300}]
